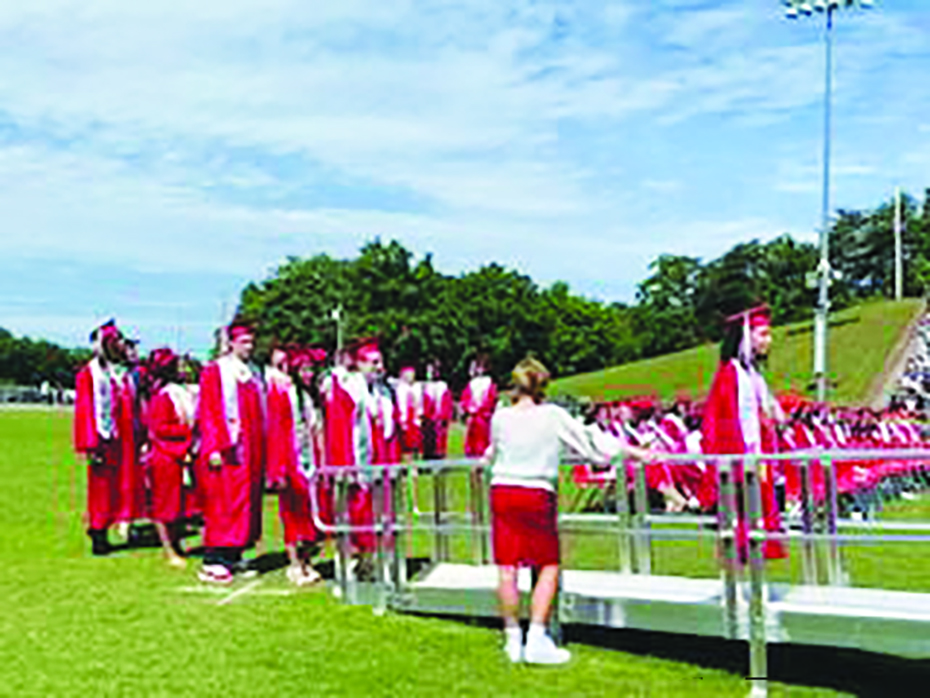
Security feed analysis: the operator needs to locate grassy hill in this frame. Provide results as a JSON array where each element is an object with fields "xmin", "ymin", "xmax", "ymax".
[{"xmin": 550, "ymin": 299, "xmax": 924, "ymax": 406}]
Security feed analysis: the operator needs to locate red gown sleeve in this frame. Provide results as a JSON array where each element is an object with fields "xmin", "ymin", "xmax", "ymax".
[
  {"xmin": 484, "ymin": 383, "xmax": 498, "ymax": 417},
  {"xmin": 198, "ymin": 363, "xmax": 231, "ymax": 460},
  {"xmin": 701, "ymin": 362, "xmax": 745, "ymax": 455},
  {"xmin": 73, "ymin": 366, "xmax": 98, "ymax": 453},
  {"xmin": 440, "ymin": 389, "xmax": 454, "ymax": 421},
  {"xmin": 149, "ymin": 392, "xmax": 192, "ymax": 459},
  {"xmin": 460, "ymin": 384, "xmax": 473, "ymax": 416},
  {"xmin": 264, "ymin": 385, "xmax": 292, "ymax": 486}
]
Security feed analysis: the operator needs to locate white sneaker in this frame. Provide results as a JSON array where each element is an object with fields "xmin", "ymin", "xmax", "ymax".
[
  {"xmin": 524, "ymin": 631, "xmax": 570, "ymax": 665},
  {"xmin": 198, "ymin": 564, "xmax": 234, "ymax": 586},
  {"xmin": 503, "ymin": 629, "xmax": 523, "ymax": 663},
  {"xmin": 286, "ymin": 564, "xmax": 303, "ymax": 585},
  {"xmin": 298, "ymin": 566, "xmax": 322, "ymax": 587}
]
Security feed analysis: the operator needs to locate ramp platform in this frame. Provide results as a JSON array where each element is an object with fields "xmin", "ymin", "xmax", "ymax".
[{"xmin": 395, "ymin": 562, "xmax": 930, "ymax": 660}]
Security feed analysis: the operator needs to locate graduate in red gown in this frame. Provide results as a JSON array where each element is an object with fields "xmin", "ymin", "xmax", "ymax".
[
  {"xmin": 395, "ymin": 365, "xmax": 422, "ymax": 459},
  {"xmin": 395, "ymin": 363, "xmax": 422, "ymax": 510},
  {"xmin": 197, "ymin": 319, "xmax": 265, "ymax": 585},
  {"xmin": 461, "ymin": 354, "xmax": 498, "ymax": 457},
  {"xmin": 74, "ymin": 320, "xmax": 124, "ymax": 556},
  {"xmin": 266, "ymin": 345, "xmax": 326, "ymax": 586},
  {"xmin": 320, "ymin": 340, "xmax": 378, "ymax": 569},
  {"xmin": 145, "ymin": 347, "xmax": 193, "ymax": 569},
  {"xmin": 421, "ymin": 359, "xmax": 454, "ymax": 460},
  {"xmin": 700, "ymin": 305, "xmax": 787, "ymax": 560},
  {"xmin": 115, "ymin": 337, "xmax": 146, "ymax": 535}
]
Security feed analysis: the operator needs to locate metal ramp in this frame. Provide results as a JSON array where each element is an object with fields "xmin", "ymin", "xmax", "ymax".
[
  {"xmin": 312, "ymin": 450, "xmax": 930, "ymax": 696},
  {"xmin": 399, "ymin": 562, "xmax": 930, "ymax": 660}
]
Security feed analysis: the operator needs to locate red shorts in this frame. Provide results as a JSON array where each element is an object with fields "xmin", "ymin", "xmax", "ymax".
[{"xmin": 490, "ymin": 485, "xmax": 559, "ymax": 568}]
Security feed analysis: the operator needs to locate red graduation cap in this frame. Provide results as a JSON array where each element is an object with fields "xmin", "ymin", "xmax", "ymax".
[
  {"xmin": 147, "ymin": 347, "xmax": 179, "ymax": 379},
  {"xmin": 98, "ymin": 319, "xmax": 122, "ymax": 347},
  {"xmin": 348, "ymin": 336, "xmax": 381, "ymax": 359},
  {"xmin": 724, "ymin": 304, "xmax": 771, "ymax": 328},
  {"xmin": 227, "ymin": 317, "xmax": 255, "ymax": 340}
]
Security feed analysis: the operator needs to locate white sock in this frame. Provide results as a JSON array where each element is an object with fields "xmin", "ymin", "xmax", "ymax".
[
  {"xmin": 504, "ymin": 624, "xmax": 522, "ymax": 644},
  {"xmin": 527, "ymin": 622, "xmax": 547, "ymax": 642}
]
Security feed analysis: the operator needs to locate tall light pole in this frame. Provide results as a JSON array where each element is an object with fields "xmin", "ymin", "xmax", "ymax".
[
  {"xmin": 783, "ymin": 0, "xmax": 873, "ymax": 403},
  {"xmin": 331, "ymin": 303, "xmax": 344, "ymax": 353},
  {"xmin": 894, "ymin": 186, "xmax": 903, "ymax": 301}
]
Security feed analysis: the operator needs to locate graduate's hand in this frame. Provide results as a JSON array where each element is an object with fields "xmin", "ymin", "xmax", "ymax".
[
  {"xmin": 624, "ymin": 445, "xmax": 655, "ymax": 462},
  {"xmin": 208, "ymin": 452, "xmax": 223, "ymax": 469}
]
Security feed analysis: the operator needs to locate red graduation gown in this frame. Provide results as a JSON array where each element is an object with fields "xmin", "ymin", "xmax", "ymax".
[
  {"xmin": 321, "ymin": 370, "xmax": 374, "ymax": 552},
  {"xmin": 266, "ymin": 375, "xmax": 319, "ymax": 546},
  {"xmin": 147, "ymin": 388, "xmax": 192, "ymax": 524},
  {"xmin": 422, "ymin": 381, "xmax": 453, "ymax": 458},
  {"xmin": 461, "ymin": 377, "xmax": 497, "ymax": 457},
  {"xmin": 116, "ymin": 373, "xmax": 145, "ymax": 524},
  {"xmin": 197, "ymin": 360, "xmax": 264, "ymax": 549},
  {"xmin": 74, "ymin": 362, "xmax": 121, "ymax": 530},
  {"xmin": 700, "ymin": 360, "xmax": 786, "ymax": 560},
  {"xmin": 396, "ymin": 382, "xmax": 422, "ymax": 454}
]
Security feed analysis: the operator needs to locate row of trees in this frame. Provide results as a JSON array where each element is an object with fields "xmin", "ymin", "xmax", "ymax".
[
  {"xmin": 3, "ymin": 189, "xmax": 927, "ymax": 389},
  {"xmin": 0, "ymin": 328, "xmax": 91, "ymax": 388},
  {"xmin": 238, "ymin": 189, "xmax": 930, "ymax": 390}
]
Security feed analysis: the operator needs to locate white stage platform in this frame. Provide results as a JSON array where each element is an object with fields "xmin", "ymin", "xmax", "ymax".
[{"xmin": 392, "ymin": 562, "xmax": 930, "ymax": 660}]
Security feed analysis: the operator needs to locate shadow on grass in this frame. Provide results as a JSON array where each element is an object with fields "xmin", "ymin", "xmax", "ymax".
[
  {"xmin": 415, "ymin": 613, "xmax": 928, "ymax": 697},
  {"xmin": 564, "ymin": 625, "xmax": 927, "ymax": 697}
]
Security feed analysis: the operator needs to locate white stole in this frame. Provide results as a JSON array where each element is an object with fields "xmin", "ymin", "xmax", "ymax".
[
  {"xmin": 468, "ymin": 376, "xmax": 492, "ymax": 410},
  {"xmin": 89, "ymin": 357, "xmax": 115, "ymax": 440},
  {"xmin": 165, "ymin": 382, "xmax": 194, "ymax": 426},
  {"xmin": 218, "ymin": 354, "xmax": 252, "ymax": 444}
]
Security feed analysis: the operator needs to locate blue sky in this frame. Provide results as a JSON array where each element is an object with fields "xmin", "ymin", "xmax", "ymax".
[{"xmin": 1, "ymin": 0, "xmax": 929, "ymax": 356}]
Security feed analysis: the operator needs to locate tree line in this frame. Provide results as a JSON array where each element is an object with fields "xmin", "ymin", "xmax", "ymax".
[
  {"xmin": 3, "ymin": 188, "xmax": 928, "ymax": 389},
  {"xmin": 0, "ymin": 328, "xmax": 91, "ymax": 388},
  {"xmin": 238, "ymin": 188, "xmax": 930, "ymax": 390}
]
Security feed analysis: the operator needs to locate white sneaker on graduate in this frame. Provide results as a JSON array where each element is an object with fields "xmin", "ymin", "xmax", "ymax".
[
  {"xmin": 300, "ymin": 565, "xmax": 323, "ymax": 587},
  {"xmin": 286, "ymin": 564, "xmax": 303, "ymax": 585},
  {"xmin": 523, "ymin": 630, "xmax": 570, "ymax": 665},
  {"xmin": 298, "ymin": 566, "xmax": 323, "ymax": 587},
  {"xmin": 198, "ymin": 564, "xmax": 234, "ymax": 586}
]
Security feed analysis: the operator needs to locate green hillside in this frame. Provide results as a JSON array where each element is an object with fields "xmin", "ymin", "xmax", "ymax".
[{"xmin": 550, "ymin": 299, "xmax": 924, "ymax": 406}]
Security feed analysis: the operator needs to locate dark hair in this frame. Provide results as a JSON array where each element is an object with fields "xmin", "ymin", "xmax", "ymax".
[{"xmin": 720, "ymin": 321, "xmax": 743, "ymax": 363}]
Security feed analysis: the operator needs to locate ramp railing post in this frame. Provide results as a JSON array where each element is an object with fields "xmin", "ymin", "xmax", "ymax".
[
  {"xmin": 744, "ymin": 456, "xmax": 769, "ymax": 698},
  {"xmin": 480, "ymin": 465, "xmax": 490, "ymax": 564},
  {"xmin": 390, "ymin": 465, "xmax": 408, "ymax": 596},
  {"xmin": 822, "ymin": 454, "xmax": 845, "ymax": 586},
  {"xmin": 718, "ymin": 457, "xmax": 740, "ymax": 640},
  {"xmin": 334, "ymin": 470, "xmax": 352, "ymax": 602},
  {"xmin": 469, "ymin": 464, "xmax": 489, "ymax": 565},
  {"xmin": 614, "ymin": 455, "xmax": 633, "ymax": 574},
  {"xmin": 433, "ymin": 461, "xmax": 449, "ymax": 562},
  {"xmin": 371, "ymin": 465, "xmax": 388, "ymax": 615},
  {"xmin": 799, "ymin": 456, "xmax": 818, "ymax": 586},
  {"xmin": 632, "ymin": 460, "xmax": 651, "ymax": 575}
]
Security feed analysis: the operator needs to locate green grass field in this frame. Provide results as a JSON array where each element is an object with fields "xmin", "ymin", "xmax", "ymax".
[
  {"xmin": 1, "ymin": 408, "xmax": 878, "ymax": 697},
  {"xmin": 549, "ymin": 299, "xmax": 923, "ymax": 406}
]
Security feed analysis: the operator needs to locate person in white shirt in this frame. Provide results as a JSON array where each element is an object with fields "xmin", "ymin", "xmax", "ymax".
[{"xmin": 483, "ymin": 357, "xmax": 650, "ymax": 665}]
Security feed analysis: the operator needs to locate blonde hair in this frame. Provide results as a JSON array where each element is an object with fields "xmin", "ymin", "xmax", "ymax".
[{"xmin": 511, "ymin": 357, "xmax": 550, "ymax": 404}]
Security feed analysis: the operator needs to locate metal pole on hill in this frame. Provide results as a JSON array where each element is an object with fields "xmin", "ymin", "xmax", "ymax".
[
  {"xmin": 332, "ymin": 304, "xmax": 344, "ymax": 353},
  {"xmin": 895, "ymin": 186, "xmax": 903, "ymax": 301},
  {"xmin": 783, "ymin": 0, "xmax": 874, "ymax": 403}
]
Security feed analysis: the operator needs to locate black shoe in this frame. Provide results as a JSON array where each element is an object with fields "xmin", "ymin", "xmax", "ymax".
[
  {"xmin": 89, "ymin": 530, "xmax": 111, "ymax": 556},
  {"xmin": 230, "ymin": 559, "xmax": 258, "ymax": 578}
]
